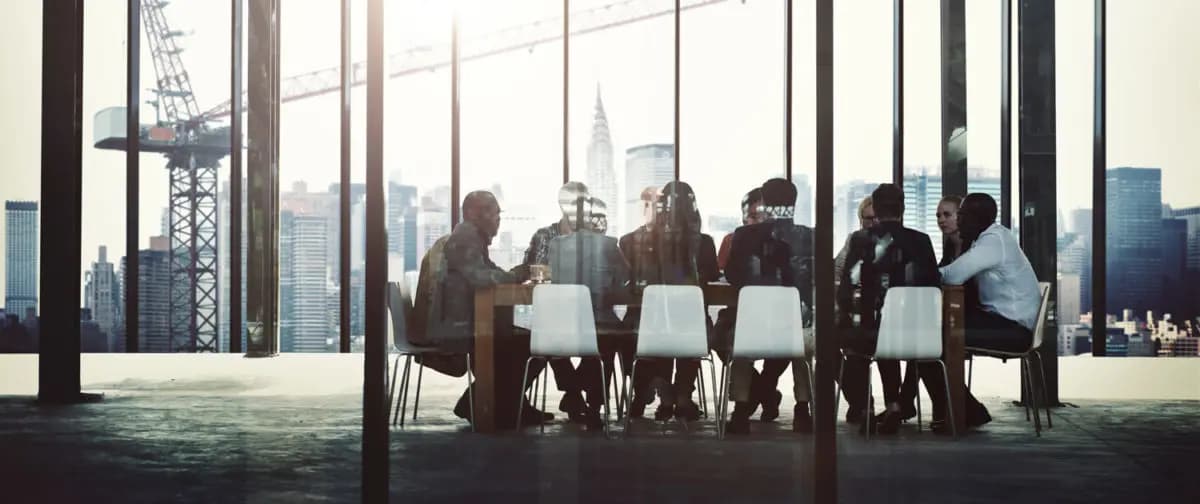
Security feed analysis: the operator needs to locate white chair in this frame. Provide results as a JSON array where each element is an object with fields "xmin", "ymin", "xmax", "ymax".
[
  {"xmin": 519, "ymin": 284, "xmax": 611, "ymax": 434},
  {"xmin": 835, "ymin": 286, "xmax": 958, "ymax": 438},
  {"xmin": 719, "ymin": 286, "xmax": 812, "ymax": 439},
  {"xmin": 967, "ymin": 282, "xmax": 1053, "ymax": 436},
  {"xmin": 385, "ymin": 281, "xmax": 474, "ymax": 431},
  {"xmin": 623, "ymin": 285, "xmax": 717, "ymax": 434}
]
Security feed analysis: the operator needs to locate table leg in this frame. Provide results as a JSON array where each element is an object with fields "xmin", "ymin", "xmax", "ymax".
[
  {"xmin": 474, "ymin": 289, "xmax": 496, "ymax": 433},
  {"xmin": 944, "ymin": 288, "xmax": 967, "ymax": 435}
]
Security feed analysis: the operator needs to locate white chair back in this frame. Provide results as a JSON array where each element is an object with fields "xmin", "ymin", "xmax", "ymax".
[
  {"xmin": 387, "ymin": 281, "xmax": 411, "ymax": 352},
  {"xmin": 530, "ymin": 284, "xmax": 600, "ymax": 357},
  {"xmin": 875, "ymin": 287, "xmax": 943, "ymax": 360},
  {"xmin": 1031, "ymin": 282, "xmax": 1052, "ymax": 350},
  {"xmin": 636, "ymin": 285, "xmax": 709, "ymax": 358},
  {"xmin": 732, "ymin": 286, "xmax": 809, "ymax": 359}
]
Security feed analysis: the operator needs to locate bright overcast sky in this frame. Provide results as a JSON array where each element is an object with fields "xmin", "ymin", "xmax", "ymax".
[{"xmin": 1, "ymin": 0, "xmax": 1199, "ymax": 291}]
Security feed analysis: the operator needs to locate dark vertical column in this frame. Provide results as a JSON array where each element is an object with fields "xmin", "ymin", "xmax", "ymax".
[
  {"xmin": 1091, "ymin": 0, "xmax": 1107, "ymax": 356},
  {"xmin": 39, "ymin": 0, "xmax": 86, "ymax": 403},
  {"xmin": 230, "ymin": 0, "xmax": 244, "ymax": 354},
  {"xmin": 1000, "ymin": 0, "xmax": 1013, "ymax": 228},
  {"xmin": 338, "ymin": 0, "xmax": 352, "ymax": 354},
  {"xmin": 126, "ymin": 0, "xmax": 141, "ymax": 354},
  {"xmin": 562, "ymin": 0, "xmax": 570, "ymax": 184},
  {"xmin": 246, "ymin": 0, "xmax": 281, "ymax": 357},
  {"xmin": 1017, "ymin": 0, "xmax": 1060, "ymax": 403},
  {"xmin": 450, "ymin": 14, "xmax": 462, "ymax": 227},
  {"xmin": 813, "ymin": 0, "xmax": 836, "ymax": 502},
  {"xmin": 941, "ymin": 0, "xmax": 967, "ymax": 197},
  {"xmin": 673, "ymin": 0, "xmax": 681, "ymax": 180},
  {"xmin": 362, "ymin": 0, "xmax": 389, "ymax": 500},
  {"xmin": 892, "ymin": 0, "xmax": 904, "ymax": 186},
  {"xmin": 784, "ymin": 0, "xmax": 793, "ymax": 181}
]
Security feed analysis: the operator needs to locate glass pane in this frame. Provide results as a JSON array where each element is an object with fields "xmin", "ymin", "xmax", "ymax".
[
  {"xmin": 461, "ymin": 1, "xmax": 563, "ymax": 270},
  {"xmin": 900, "ymin": 0, "xmax": 947, "ymax": 262},
  {"xmin": 81, "ymin": 2, "xmax": 128, "ymax": 353},
  {"xmin": 1054, "ymin": 0, "xmax": 1095, "ymax": 356},
  {"xmin": 570, "ymin": 0, "xmax": 674, "ymax": 238},
  {"xmin": 964, "ymin": 0, "xmax": 1003, "ymax": 223},
  {"xmin": 1104, "ymin": 0, "xmax": 1200, "ymax": 356},
  {"xmin": 679, "ymin": 0, "xmax": 785, "ymax": 238}
]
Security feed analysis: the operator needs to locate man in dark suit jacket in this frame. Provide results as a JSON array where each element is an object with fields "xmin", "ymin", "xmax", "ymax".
[{"xmin": 837, "ymin": 183, "xmax": 940, "ymax": 435}]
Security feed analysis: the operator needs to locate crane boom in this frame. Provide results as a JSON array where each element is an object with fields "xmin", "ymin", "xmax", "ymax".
[{"xmin": 203, "ymin": 0, "xmax": 728, "ymax": 119}]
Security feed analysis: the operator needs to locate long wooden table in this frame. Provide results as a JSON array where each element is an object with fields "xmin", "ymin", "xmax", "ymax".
[{"xmin": 471, "ymin": 283, "xmax": 966, "ymax": 434}]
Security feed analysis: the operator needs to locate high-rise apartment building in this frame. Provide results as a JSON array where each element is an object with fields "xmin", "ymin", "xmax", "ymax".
[
  {"xmin": 121, "ymin": 237, "xmax": 171, "ymax": 352},
  {"xmin": 280, "ymin": 211, "xmax": 331, "ymax": 353},
  {"xmin": 4, "ymin": 201, "xmax": 38, "ymax": 317},
  {"xmin": 624, "ymin": 144, "xmax": 675, "ymax": 234},
  {"xmin": 1106, "ymin": 167, "xmax": 1162, "ymax": 316},
  {"xmin": 387, "ymin": 182, "xmax": 419, "ymax": 273}
]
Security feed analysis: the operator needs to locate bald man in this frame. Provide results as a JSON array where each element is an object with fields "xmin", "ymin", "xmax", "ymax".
[{"xmin": 442, "ymin": 191, "xmax": 550, "ymax": 429}]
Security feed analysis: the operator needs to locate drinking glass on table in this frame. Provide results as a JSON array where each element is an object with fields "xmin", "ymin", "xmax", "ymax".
[{"xmin": 530, "ymin": 264, "xmax": 551, "ymax": 283}]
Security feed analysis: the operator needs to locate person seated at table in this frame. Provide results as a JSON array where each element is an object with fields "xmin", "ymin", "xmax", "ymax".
[
  {"xmin": 620, "ymin": 182, "xmax": 719, "ymax": 421},
  {"xmin": 720, "ymin": 178, "xmax": 816, "ymax": 435},
  {"xmin": 547, "ymin": 197, "xmax": 633, "ymax": 429},
  {"xmin": 837, "ymin": 183, "xmax": 940, "ymax": 435},
  {"xmin": 925, "ymin": 192, "xmax": 1041, "ymax": 432},
  {"xmin": 713, "ymin": 186, "xmax": 793, "ymax": 424},
  {"xmin": 831, "ymin": 195, "xmax": 875, "ymax": 425},
  {"xmin": 438, "ymin": 190, "xmax": 551, "ymax": 429},
  {"xmin": 519, "ymin": 181, "xmax": 593, "ymax": 422}
]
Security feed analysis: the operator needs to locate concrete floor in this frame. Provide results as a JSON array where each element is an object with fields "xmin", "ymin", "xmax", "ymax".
[{"xmin": 0, "ymin": 355, "xmax": 1197, "ymax": 503}]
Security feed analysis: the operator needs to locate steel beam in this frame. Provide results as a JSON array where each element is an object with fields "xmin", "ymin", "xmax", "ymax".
[
  {"xmin": 246, "ymin": 0, "xmax": 281, "ymax": 357},
  {"xmin": 941, "ymin": 0, "xmax": 967, "ymax": 197},
  {"xmin": 814, "ymin": 0, "xmax": 837, "ymax": 502}
]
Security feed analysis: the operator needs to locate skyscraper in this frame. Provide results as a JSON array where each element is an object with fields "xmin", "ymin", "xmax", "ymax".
[
  {"xmin": 5, "ymin": 201, "xmax": 38, "ymax": 317},
  {"xmin": 793, "ymin": 173, "xmax": 813, "ymax": 227},
  {"xmin": 387, "ymin": 182, "xmax": 419, "ymax": 272},
  {"xmin": 835, "ymin": 181, "xmax": 878, "ymax": 251},
  {"xmin": 1106, "ymin": 167, "xmax": 1162, "ymax": 316},
  {"xmin": 624, "ymin": 144, "xmax": 674, "ymax": 234},
  {"xmin": 121, "ymin": 237, "xmax": 171, "ymax": 352},
  {"xmin": 1058, "ymin": 274, "xmax": 1081, "ymax": 327},
  {"xmin": 586, "ymin": 86, "xmax": 619, "ymax": 236},
  {"xmin": 1170, "ymin": 206, "xmax": 1200, "ymax": 320},
  {"xmin": 280, "ymin": 211, "xmax": 331, "ymax": 353},
  {"xmin": 84, "ymin": 246, "xmax": 121, "ymax": 351},
  {"xmin": 1161, "ymin": 218, "xmax": 1188, "ymax": 318},
  {"xmin": 1069, "ymin": 208, "xmax": 1094, "ymax": 311},
  {"xmin": 902, "ymin": 171, "xmax": 1002, "ymax": 261},
  {"xmin": 418, "ymin": 186, "xmax": 452, "ymax": 260}
]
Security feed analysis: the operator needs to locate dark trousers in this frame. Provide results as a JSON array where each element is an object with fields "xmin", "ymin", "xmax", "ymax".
[
  {"xmin": 577, "ymin": 330, "xmax": 636, "ymax": 411},
  {"xmin": 839, "ymin": 328, "xmax": 904, "ymax": 410},
  {"xmin": 919, "ymin": 306, "xmax": 1032, "ymax": 418}
]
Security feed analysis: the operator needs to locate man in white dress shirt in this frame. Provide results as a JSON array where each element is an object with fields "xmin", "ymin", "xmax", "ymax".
[{"xmin": 927, "ymin": 193, "xmax": 1041, "ymax": 431}]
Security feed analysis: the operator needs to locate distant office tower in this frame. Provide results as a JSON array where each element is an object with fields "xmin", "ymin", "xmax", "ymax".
[
  {"xmin": 84, "ymin": 246, "xmax": 121, "ymax": 351},
  {"xmin": 350, "ymin": 269, "xmax": 365, "ymax": 337},
  {"xmin": 1070, "ymin": 208, "xmax": 1093, "ymax": 240},
  {"xmin": 1068, "ymin": 208, "xmax": 1094, "ymax": 312},
  {"xmin": 387, "ymin": 182, "xmax": 419, "ymax": 272},
  {"xmin": 624, "ymin": 144, "xmax": 675, "ymax": 234},
  {"xmin": 835, "ymin": 181, "xmax": 879, "ymax": 252},
  {"xmin": 1161, "ymin": 218, "xmax": 1188, "ymax": 318},
  {"xmin": 280, "ymin": 211, "xmax": 331, "ymax": 353},
  {"xmin": 1170, "ymin": 206, "xmax": 1200, "ymax": 320},
  {"xmin": 218, "ymin": 179, "xmax": 248, "ymax": 352},
  {"xmin": 5, "ymin": 201, "xmax": 38, "ymax": 317},
  {"xmin": 793, "ymin": 173, "xmax": 813, "ymax": 227},
  {"xmin": 1058, "ymin": 274, "xmax": 1081, "ymax": 327},
  {"xmin": 121, "ymin": 237, "xmax": 171, "ymax": 352},
  {"xmin": 587, "ymin": 86, "xmax": 619, "ymax": 236},
  {"xmin": 1106, "ymin": 167, "xmax": 1162, "ymax": 317},
  {"xmin": 418, "ymin": 186, "xmax": 452, "ymax": 259},
  {"xmin": 282, "ymin": 181, "xmax": 339, "ymax": 283},
  {"xmin": 902, "ymin": 171, "xmax": 1002, "ymax": 261}
]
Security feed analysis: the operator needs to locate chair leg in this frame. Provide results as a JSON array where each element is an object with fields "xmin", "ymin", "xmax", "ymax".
[
  {"xmin": 696, "ymin": 363, "xmax": 707, "ymax": 418},
  {"xmin": 412, "ymin": 362, "xmax": 425, "ymax": 421},
  {"xmin": 466, "ymin": 354, "xmax": 476, "ymax": 432},
  {"xmin": 517, "ymin": 357, "xmax": 535, "ymax": 432},
  {"xmin": 708, "ymin": 354, "xmax": 719, "ymax": 422},
  {"xmin": 388, "ymin": 354, "xmax": 401, "ymax": 425},
  {"xmin": 865, "ymin": 360, "xmax": 873, "ymax": 440},
  {"xmin": 1024, "ymin": 357, "xmax": 1042, "ymax": 437},
  {"xmin": 718, "ymin": 361, "xmax": 732, "ymax": 440},
  {"xmin": 967, "ymin": 355, "xmax": 974, "ymax": 392},
  {"xmin": 600, "ymin": 359, "xmax": 612, "ymax": 437},
  {"xmin": 1031, "ymin": 351, "xmax": 1052, "ymax": 429},
  {"xmin": 540, "ymin": 363, "xmax": 549, "ymax": 434},
  {"xmin": 834, "ymin": 357, "xmax": 844, "ymax": 420},
  {"xmin": 624, "ymin": 359, "xmax": 640, "ymax": 436},
  {"xmin": 397, "ymin": 355, "xmax": 413, "ymax": 428},
  {"xmin": 914, "ymin": 362, "xmax": 922, "ymax": 432},
  {"xmin": 936, "ymin": 360, "xmax": 958, "ymax": 438}
]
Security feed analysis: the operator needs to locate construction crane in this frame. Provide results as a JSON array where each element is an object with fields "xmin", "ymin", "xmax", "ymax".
[{"xmin": 95, "ymin": 0, "xmax": 730, "ymax": 352}]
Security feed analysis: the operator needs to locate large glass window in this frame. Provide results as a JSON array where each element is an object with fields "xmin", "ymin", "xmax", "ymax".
[
  {"xmin": 460, "ymin": 1, "xmax": 563, "ymax": 270},
  {"xmin": 899, "ymin": 0, "xmax": 946, "ymax": 261},
  {"xmin": 569, "ymin": 0, "xmax": 674, "ymax": 238},
  {"xmin": 1102, "ymin": 0, "xmax": 1200, "ymax": 357},
  {"xmin": 679, "ymin": 0, "xmax": 785, "ymax": 238},
  {"xmin": 0, "ymin": 2, "xmax": 42, "ymax": 354}
]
